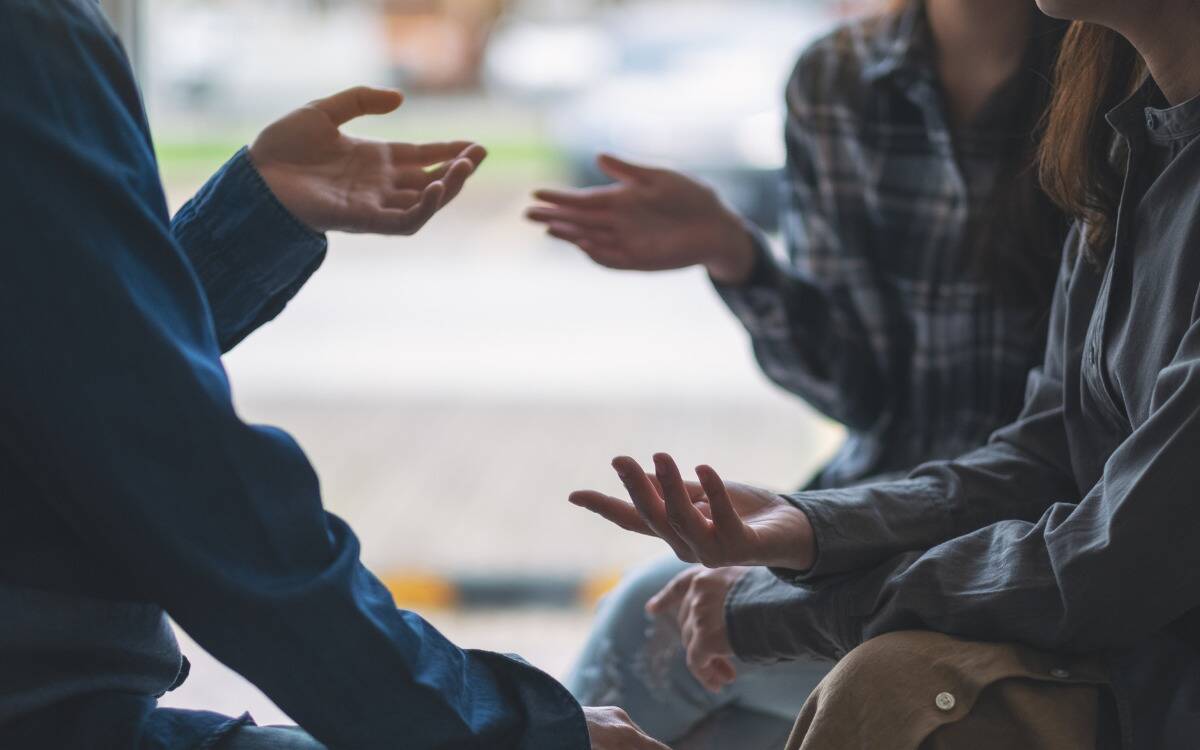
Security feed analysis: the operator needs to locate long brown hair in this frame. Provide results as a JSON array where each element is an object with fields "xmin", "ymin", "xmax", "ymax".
[{"xmin": 1038, "ymin": 22, "xmax": 1145, "ymax": 261}]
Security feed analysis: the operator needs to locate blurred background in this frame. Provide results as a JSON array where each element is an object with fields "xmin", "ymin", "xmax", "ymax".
[{"xmin": 104, "ymin": 0, "xmax": 868, "ymax": 724}]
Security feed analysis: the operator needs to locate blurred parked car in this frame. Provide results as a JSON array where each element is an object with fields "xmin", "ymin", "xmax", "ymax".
[{"xmin": 484, "ymin": 1, "xmax": 836, "ymax": 229}]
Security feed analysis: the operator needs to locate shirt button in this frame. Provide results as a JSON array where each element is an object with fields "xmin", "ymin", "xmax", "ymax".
[
  {"xmin": 935, "ymin": 692, "xmax": 956, "ymax": 711},
  {"xmin": 1051, "ymin": 668, "xmax": 1071, "ymax": 679}
]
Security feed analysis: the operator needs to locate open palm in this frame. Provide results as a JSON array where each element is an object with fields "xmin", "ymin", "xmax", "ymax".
[
  {"xmin": 249, "ymin": 87, "xmax": 486, "ymax": 236},
  {"xmin": 569, "ymin": 453, "xmax": 815, "ymax": 571},
  {"xmin": 526, "ymin": 155, "xmax": 755, "ymax": 281}
]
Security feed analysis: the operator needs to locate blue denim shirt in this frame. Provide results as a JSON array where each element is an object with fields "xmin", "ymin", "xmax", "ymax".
[{"xmin": 0, "ymin": 1, "xmax": 588, "ymax": 748}]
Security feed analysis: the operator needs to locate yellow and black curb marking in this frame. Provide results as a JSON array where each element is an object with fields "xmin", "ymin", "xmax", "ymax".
[{"xmin": 379, "ymin": 571, "xmax": 625, "ymax": 611}]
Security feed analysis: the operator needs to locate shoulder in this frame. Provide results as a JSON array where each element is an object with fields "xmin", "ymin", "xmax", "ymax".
[
  {"xmin": 785, "ymin": 14, "xmax": 895, "ymax": 120},
  {"xmin": 0, "ymin": 0, "xmax": 115, "ymax": 32},
  {"xmin": 0, "ymin": 0, "xmax": 124, "ymax": 77},
  {"xmin": 0, "ymin": 0, "xmax": 137, "ymax": 120}
]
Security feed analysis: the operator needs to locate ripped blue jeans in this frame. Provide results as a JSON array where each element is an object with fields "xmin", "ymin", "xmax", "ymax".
[{"xmin": 567, "ymin": 556, "xmax": 832, "ymax": 749}]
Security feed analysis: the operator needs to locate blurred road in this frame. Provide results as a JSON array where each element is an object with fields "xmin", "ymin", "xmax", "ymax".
[{"xmin": 157, "ymin": 158, "xmax": 842, "ymax": 725}]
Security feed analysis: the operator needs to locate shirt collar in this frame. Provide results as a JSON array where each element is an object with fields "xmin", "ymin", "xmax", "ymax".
[
  {"xmin": 1103, "ymin": 76, "xmax": 1200, "ymax": 143},
  {"xmin": 1145, "ymin": 87, "xmax": 1200, "ymax": 143}
]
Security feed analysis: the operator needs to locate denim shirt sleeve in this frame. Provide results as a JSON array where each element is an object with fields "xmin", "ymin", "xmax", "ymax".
[
  {"xmin": 170, "ymin": 148, "xmax": 327, "ymax": 352},
  {"xmin": 0, "ymin": 3, "xmax": 587, "ymax": 748}
]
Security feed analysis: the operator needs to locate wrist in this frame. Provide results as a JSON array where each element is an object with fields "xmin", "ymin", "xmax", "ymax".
[
  {"xmin": 703, "ymin": 209, "xmax": 757, "ymax": 285},
  {"xmin": 774, "ymin": 505, "xmax": 816, "ymax": 572}
]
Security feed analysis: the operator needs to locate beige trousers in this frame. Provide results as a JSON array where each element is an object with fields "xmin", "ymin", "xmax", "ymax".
[{"xmin": 786, "ymin": 631, "xmax": 1110, "ymax": 750}]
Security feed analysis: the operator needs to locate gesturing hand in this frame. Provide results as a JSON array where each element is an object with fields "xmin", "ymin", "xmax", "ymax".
[
  {"xmin": 584, "ymin": 706, "xmax": 672, "ymax": 750},
  {"xmin": 526, "ymin": 154, "xmax": 757, "ymax": 284},
  {"xmin": 568, "ymin": 453, "xmax": 815, "ymax": 571},
  {"xmin": 647, "ymin": 565, "xmax": 750, "ymax": 693},
  {"xmin": 249, "ymin": 86, "xmax": 486, "ymax": 236}
]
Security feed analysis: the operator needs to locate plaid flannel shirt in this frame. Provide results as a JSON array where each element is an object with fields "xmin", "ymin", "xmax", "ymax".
[{"xmin": 717, "ymin": 5, "xmax": 1065, "ymax": 489}]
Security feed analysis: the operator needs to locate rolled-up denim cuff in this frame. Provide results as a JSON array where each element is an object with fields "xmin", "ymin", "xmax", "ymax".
[{"xmin": 172, "ymin": 147, "xmax": 328, "ymax": 350}]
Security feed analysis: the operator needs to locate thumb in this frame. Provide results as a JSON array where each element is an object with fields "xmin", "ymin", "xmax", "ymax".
[
  {"xmin": 310, "ymin": 86, "xmax": 404, "ymax": 126},
  {"xmin": 597, "ymin": 153, "xmax": 661, "ymax": 184}
]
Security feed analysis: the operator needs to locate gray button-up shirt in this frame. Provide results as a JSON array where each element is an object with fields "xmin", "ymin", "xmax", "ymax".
[{"xmin": 727, "ymin": 80, "xmax": 1200, "ymax": 749}]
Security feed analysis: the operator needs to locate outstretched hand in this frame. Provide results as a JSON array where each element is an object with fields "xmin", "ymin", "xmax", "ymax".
[
  {"xmin": 526, "ymin": 154, "xmax": 757, "ymax": 283},
  {"xmin": 569, "ymin": 453, "xmax": 815, "ymax": 571},
  {"xmin": 249, "ymin": 86, "xmax": 487, "ymax": 236}
]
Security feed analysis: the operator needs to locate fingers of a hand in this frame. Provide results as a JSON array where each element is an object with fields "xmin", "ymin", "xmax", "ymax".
[
  {"xmin": 597, "ymin": 153, "xmax": 661, "ymax": 184},
  {"xmin": 697, "ymin": 656, "xmax": 737, "ymax": 693},
  {"xmin": 531, "ymin": 186, "xmax": 618, "ymax": 211},
  {"xmin": 457, "ymin": 143, "xmax": 488, "ymax": 165},
  {"xmin": 525, "ymin": 205, "xmax": 617, "ymax": 231},
  {"xmin": 394, "ymin": 140, "xmax": 481, "ymax": 166},
  {"xmin": 311, "ymin": 86, "xmax": 403, "ymax": 126},
  {"xmin": 695, "ymin": 464, "xmax": 744, "ymax": 536},
  {"xmin": 369, "ymin": 183, "xmax": 443, "ymax": 235},
  {"xmin": 713, "ymin": 656, "xmax": 737, "ymax": 683},
  {"xmin": 647, "ymin": 475, "xmax": 706, "ymax": 502},
  {"xmin": 545, "ymin": 221, "xmax": 617, "ymax": 246},
  {"xmin": 645, "ymin": 568, "xmax": 695, "ymax": 616},
  {"xmin": 568, "ymin": 491, "xmax": 654, "ymax": 535},
  {"xmin": 394, "ymin": 161, "xmax": 451, "ymax": 190},
  {"xmin": 683, "ymin": 622, "xmax": 735, "ymax": 693},
  {"xmin": 436, "ymin": 159, "xmax": 478, "ymax": 207},
  {"xmin": 681, "ymin": 479, "xmax": 709, "ymax": 503},
  {"xmin": 612, "ymin": 456, "xmax": 696, "ymax": 560},
  {"xmin": 680, "ymin": 621, "xmax": 715, "ymax": 690},
  {"xmin": 654, "ymin": 453, "xmax": 713, "ymax": 549},
  {"xmin": 382, "ymin": 188, "xmax": 422, "ymax": 210},
  {"xmin": 541, "ymin": 226, "xmax": 628, "ymax": 268}
]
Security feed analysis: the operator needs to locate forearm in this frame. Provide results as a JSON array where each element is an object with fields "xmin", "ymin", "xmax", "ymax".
[
  {"xmin": 9, "ymin": 311, "xmax": 585, "ymax": 747},
  {"xmin": 725, "ymin": 517, "xmax": 1075, "ymax": 665},
  {"xmin": 712, "ymin": 231, "xmax": 890, "ymax": 429},
  {"xmin": 701, "ymin": 209, "xmax": 760, "ymax": 285},
  {"xmin": 726, "ymin": 567, "xmax": 853, "ymax": 663},
  {"xmin": 171, "ymin": 148, "xmax": 327, "ymax": 352},
  {"xmin": 732, "ymin": 468, "xmax": 1200, "ymax": 665},
  {"xmin": 161, "ymin": 513, "xmax": 586, "ymax": 748},
  {"xmin": 784, "ymin": 432, "xmax": 1077, "ymax": 580}
]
